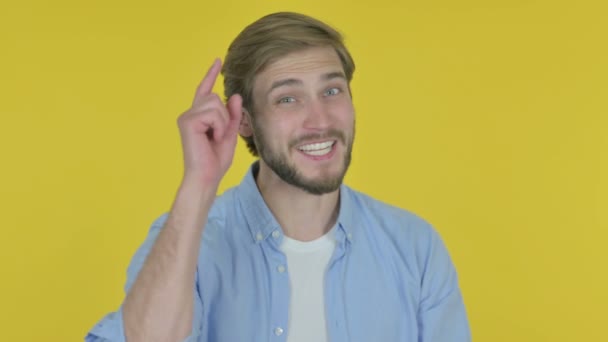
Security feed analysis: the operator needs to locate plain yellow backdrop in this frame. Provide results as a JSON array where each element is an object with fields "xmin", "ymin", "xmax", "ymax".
[{"xmin": 1, "ymin": 0, "xmax": 606, "ymax": 340}]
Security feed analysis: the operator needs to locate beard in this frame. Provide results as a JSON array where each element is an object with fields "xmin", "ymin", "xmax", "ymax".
[{"xmin": 252, "ymin": 120, "xmax": 354, "ymax": 195}]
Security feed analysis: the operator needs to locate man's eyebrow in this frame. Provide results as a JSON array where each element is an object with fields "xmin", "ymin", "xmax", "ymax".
[
  {"xmin": 322, "ymin": 71, "xmax": 346, "ymax": 81},
  {"xmin": 268, "ymin": 78, "xmax": 302, "ymax": 95}
]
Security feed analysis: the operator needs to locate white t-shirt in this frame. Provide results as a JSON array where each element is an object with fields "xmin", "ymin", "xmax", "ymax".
[{"xmin": 280, "ymin": 228, "xmax": 337, "ymax": 342}]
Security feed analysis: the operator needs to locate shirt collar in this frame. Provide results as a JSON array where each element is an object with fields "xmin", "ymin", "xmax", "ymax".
[{"xmin": 237, "ymin": 161, "xmax": 355, "ymax": 244}]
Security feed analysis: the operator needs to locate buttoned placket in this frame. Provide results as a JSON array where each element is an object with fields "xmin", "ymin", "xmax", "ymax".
[
  {"xmin": 257, "ymin": 228, "xmax": 290, "ymax": 341},
  {"xmin": 325, "ymin": 225, "xmax": 352, "ymax": 342}
]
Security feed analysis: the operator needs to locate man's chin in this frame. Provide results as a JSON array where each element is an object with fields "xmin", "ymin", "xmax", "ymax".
[
  {"xmin": 259, "ymin": 150, "xmax": 350, "ymax": 195},
  {"xmin": 287, "ymin": 173, "xmax": 345, "ymax": 195},
  {"xmin": 295, "ymin": 182, "xmax": 341, "ymax": 195}
]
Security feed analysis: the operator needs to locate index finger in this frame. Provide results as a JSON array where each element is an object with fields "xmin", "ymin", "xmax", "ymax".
[{"xmin": 195, "ymin": 58, "xmax": 222, "ymax": 98}]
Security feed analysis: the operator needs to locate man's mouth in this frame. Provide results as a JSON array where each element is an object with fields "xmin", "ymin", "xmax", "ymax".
[{"xmin": 297, "ymin": 140, "xmax": 336, "ymax": 156}]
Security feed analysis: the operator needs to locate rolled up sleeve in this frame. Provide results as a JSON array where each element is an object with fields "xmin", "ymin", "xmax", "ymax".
[{"xmin": 85, "ymin": 310, "xmax": 126, "ymax": 342}]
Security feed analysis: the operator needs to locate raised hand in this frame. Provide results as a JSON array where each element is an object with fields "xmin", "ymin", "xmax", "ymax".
[{"xmin": 177, "ymin": 58, "xmax": 243, "ymax": 188}]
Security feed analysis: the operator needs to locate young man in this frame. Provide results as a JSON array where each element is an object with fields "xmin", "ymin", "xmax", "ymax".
[{"xmin": 86, "ymin": 12, "xmax": 470, "ymax": 342}]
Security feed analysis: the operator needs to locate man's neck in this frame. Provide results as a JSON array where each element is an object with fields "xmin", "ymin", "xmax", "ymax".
[{"xmin": 255, "ymin": 162, "xmax": 340, "ymax": 242}]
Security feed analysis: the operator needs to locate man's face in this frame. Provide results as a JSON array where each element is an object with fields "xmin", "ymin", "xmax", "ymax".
[{"xmin": 247, "ymin": 46, "xmax": 355, "ymax": 195}]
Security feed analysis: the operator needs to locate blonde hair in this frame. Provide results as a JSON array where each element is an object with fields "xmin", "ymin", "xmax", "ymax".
[{"xmin": 221, "ymin": 12, "xmax": 355, "ymax": 156}]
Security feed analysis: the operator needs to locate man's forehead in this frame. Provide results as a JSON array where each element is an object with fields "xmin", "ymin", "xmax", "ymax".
[
  {"xmin": 254, "ymin": 47, "xmax": 344, "ymax": 88},
  {"xmin": 266, "ymin": 47, "xmax": 341, "ymax": 70}
]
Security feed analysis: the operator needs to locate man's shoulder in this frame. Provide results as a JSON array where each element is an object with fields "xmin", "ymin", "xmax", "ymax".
[
  {"xmin": 344, "ymin": 185, "xmax": 429, "ymax": 224},
  {"xmin": 343, "ymin": 185, "xmax": 436, "ymax": 240}
]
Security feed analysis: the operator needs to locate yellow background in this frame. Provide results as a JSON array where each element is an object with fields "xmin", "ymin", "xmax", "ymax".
[{"xmin": 1, "ymin": 0, "xmax": 606, "ymax": 340}]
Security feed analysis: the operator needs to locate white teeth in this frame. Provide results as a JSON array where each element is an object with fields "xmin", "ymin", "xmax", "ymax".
[
  {"xmin": 298, "ymin": 140, "xmax": 335, "ymax": 152},
  {"xmin": 297, "ymin": 140, "xmax": 335, "ymax": 157},
  {"xmin": 304, "ymin": 146, "xmax": 332, "ymax": 156}
]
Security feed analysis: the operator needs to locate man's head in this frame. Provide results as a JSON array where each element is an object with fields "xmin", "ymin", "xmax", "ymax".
[{"xmin": 222, "ymin": 12, "xmax": 356, "ymax": 195}]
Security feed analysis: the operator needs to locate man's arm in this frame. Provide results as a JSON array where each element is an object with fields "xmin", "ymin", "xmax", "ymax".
[
  {"xmin": 121, "ymin": 182, "xmax": 214, "ymax": 342},
  {"xmin": 86, "ymin": 59, "xmax": 242, "ymax": 342},
  {"xmin": 122, "ymin": 59, "xmax": 242, "ymax": 342}
]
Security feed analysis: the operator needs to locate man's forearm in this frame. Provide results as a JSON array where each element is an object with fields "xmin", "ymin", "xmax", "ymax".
[{"xmin": 122, "ymin": 180, "xmax": 216, "ymax": 342}]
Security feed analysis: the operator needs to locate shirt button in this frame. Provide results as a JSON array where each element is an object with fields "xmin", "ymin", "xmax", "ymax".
[
  {"xmin": 272, "ymin": 230, "xmax": 280, "ymax": 238},
  {"xmin": 277, "ymin": 265, "xmax": 286, "ymax": 273},
  {"xmin": 274, "ymin": 327, "xmax": 284, "ymax": 336},
  {"xmin": 256, "ymin": 232, "xmax": 264, "ymax": 241}
]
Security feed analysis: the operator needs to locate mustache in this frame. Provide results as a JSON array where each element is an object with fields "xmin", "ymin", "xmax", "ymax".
[{"xmin": 288, "ymin": 129, "xmax": 346, "ymax": 149}]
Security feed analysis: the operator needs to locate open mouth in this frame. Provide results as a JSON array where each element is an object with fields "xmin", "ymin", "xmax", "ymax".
[{"xmin": 297, "ymin": 140, "xmax": 336, "ymax": 157}]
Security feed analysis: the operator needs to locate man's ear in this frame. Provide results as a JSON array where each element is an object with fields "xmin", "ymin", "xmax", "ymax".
[{"xmin": 239, "ymin": 108, "xmax": 253, "ymax": 137}]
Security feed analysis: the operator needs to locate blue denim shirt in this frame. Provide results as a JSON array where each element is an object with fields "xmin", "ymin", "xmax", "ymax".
[{"xmin": 86, "ymin": 163, "xmax": 470, "ymax": 341}]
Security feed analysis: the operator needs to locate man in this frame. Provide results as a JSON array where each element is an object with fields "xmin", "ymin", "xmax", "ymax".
[{"xmin": 86, "ymin": 12, "xmax": 470, "ymax": 342}]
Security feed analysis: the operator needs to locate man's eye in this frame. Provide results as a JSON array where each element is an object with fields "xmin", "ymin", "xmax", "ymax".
[
  {"xmin": 278, "ymin": 97, "xmax": 296, "ymax": 104},
  {"xmin": 325, "ymin": 88, "xmax": 341, "ymax": 96}
]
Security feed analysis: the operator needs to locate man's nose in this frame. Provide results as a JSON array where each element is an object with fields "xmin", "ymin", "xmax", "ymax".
[{"xmin": 303, "ymin": 99, "xmax": 331, "ymax": 129}]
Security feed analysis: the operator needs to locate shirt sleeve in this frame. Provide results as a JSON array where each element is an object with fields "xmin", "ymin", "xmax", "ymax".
[
  {"xmin": 417, "ymin": 227, "xmax": 471, "ymax": 342},
  {"xmin": 85, "ymin": 214, "xmax": 204, "ymax": 342}
]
